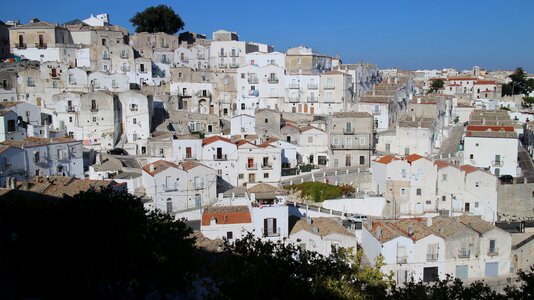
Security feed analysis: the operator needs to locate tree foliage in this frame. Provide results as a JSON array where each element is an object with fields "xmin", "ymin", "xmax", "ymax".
[
  {"xmin": 429, "ymin": 79, "xmax": 445, "ymax": 93},
  {"xmin": 0, "ymin": 188, "xmax": 198, "ymax": 299},
  {"xmin": 503, "ymin": 67, "xmax": 533, "ymax": 96},
  {"xmin": 130, "ymin": 5, "xmax": 185, "ymax": 34}
]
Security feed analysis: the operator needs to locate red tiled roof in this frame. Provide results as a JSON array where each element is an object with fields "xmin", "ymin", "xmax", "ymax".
[
  {"xmin": 448, "ymin": 77, "xmax": 477, "ymax": 81},
  {"xmin": 142, "ymin": 160, "xmax": 180, "ymax": 176},
  {"xmin": 466, "ymin": 125, "xmax": 514, "ymax": 132},
  {"xmin": 475, "ymin": 80, "xmax": 496, "ymax": 85},
  {"xmin": 202, "ymin": 135, "xmax": 233, "ymax": 146},
  {"xmin": 180, "ymin": 161, "xmax": 203, "ymax": 171},
  {"xmin": 405, "ymin": 154, "xmax": 423, "ymax": 163},
  {"xmin": 434, "ymin": 160, "xmax": 450, "ymax": 169},
  {"xmin": 202, "ymin": 209, "xmax": 252, "ymax": 226},
  {"xmin": 375, "ymin": 155, "xmax": 398, "ymax": 164},
  {"xmin": 460, "ymin": 164, "xmax": 479, "ymax": 174}
]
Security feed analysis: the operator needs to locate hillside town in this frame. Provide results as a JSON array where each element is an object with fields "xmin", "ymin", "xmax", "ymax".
[{"xmin": 1, "ymin": 11, "xmax": 534, "ymax": 293}]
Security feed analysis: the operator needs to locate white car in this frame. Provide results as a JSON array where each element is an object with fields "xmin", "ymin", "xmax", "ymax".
[{"xmin": 347, "ymin": 215, "xmax": 367, "ymax": 223}]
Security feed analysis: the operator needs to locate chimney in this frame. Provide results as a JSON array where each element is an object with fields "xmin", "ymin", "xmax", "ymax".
[
  {"xmin": 376, "ymin": 227, "xmax": 382, "ymax": 239},
  {"xmin": 411, "ymin": 115, "xmax": 416, "ymax": 122},
  {"xmin": 312, "ymin": 225, "xmax": 319, "ymax": 234},
  {"xmin": 96, "ymin": 153, "xmax": 102, "ymax": 165},
  {"xmin": 408, "ymin": 225, "xmax": 414, "ymax": 236},
  {"xmin": 149, "ymin": 164, "xmax": 155, "ymax": 173},
  {"xmin": 250, "ymin": 193, "xmax": 256, "ymax": 202},
  {"xmin": 426, "ymin": 217, "xmax": 433, "ymax": 227},
  {"xmin": 417, "ymin": 97, "xmax": 421, "ymax": 104},
  {"xmin": 43, "ymin": 120, "xmax": 50, "ymax": 139}
]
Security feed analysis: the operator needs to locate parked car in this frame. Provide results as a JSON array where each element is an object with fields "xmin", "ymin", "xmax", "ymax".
[
  {"xmin": 347, "ymin": 214, "xmax": 368, "ymax": 223},
  {"xmin": 107, "ymin": 148, "xmax": 128, "ymax": 156},
  {"xmin": 499, "ymin": 175, "xmax": 513, "ymax": 183}
]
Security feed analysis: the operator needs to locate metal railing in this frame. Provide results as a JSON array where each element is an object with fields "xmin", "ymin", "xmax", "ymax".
[
  {"xmin": 229, "ymin": 51, "xmax": 238, "ymax": 57},
  {"xmin": 35, "ymin": 42, "xmax": 47, "ymax": 49},
  {"xmin": 262, "ymin": 163, "xmax": 273, "ymax": 169},
  {"xmin": 230, "ymin": 62, "xmax": 239, "ymax": 68},
  {"xmin": 248, "ymin": 77, "xmax": 259, "ymax": 84},
  {"xmin": 426, "ymin": 253, "xmax": 439, "ymax": 261},
  {"xmin": 218, "ymin": 52, "xmax": 227, "ymax": 57},
  {"xmin": 289, "ymin": 96, "xmax": 299, "ymax": 103},
  {"xmin": 15, "ymin": 43, "xmax": 27, "ymax": 49},
  {"xmin": 246, "ymin": 163, "xmax": 258, "ymax": 170},
  {"xmin": 262, "ymin": 227, "xmax": 281, "ymax": 237},
  {"xmin": 343, "ymin": 128, "xmax": 355, "ymax": 134},
  {"xmin": 218, "ymin": 62, "xmax": 227, "ymax": 68},
  {"xmin": 372, "ymin": 110, "xmax": 381, "ymax": 115},
  {"xmin": 488, "ymin": 248, "xmax": 499, "ymax": 256},
  {"xmin": 289, "ymin": 83, "xmax": 300, "ymax": 89},
  {"xmin": 90, "ymin": 106, "xmax": 98, "ymax": 112},
  {"xmin": 324, "ymin": 84, "xmax": 335, "ymax": 89},
  {"xmin": 458, "ymin": 248, "xmax": 470, "ymax": 258},
  {"xmin": 268, "ymin": 78, "xmax": 279, "ymax": 84},
  {"xmin": 66, "ymin": 106, "xmax": 75, "ymax": 113},
  {"xmin": 130, "ymin": 105, "xmax": 138, "ymax": 111},
  {"xmin": 492, "ymin": 160, "xmax": 502, "ymax": 167},
  {"xmin": 194, "ymin": 184, "xmax": 205, "ymax": 190},
  {"xmin": 396, "ymin": 256, "xmax": 407, "ymax": 263},
  {"xmin": 213, "ymin": 154, "xmax": 227, "ymax": 161},
  {"xmin": 307, "ymin": 83, "xmax": 318, "ymax": 89}
]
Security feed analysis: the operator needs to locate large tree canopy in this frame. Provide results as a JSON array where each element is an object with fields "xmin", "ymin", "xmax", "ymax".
[
  {"xmin": 503, "ymin": 67, "xmax": 533, "ymax": 96},
  {"xmin": 130, "ymin": 5, "xmax": 185, "ymax": 34}
]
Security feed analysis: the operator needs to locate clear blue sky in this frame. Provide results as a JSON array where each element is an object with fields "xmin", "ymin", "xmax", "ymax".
[{"xmin": 2, "ymin": 0, "xmax": 533, "ymax": 72}]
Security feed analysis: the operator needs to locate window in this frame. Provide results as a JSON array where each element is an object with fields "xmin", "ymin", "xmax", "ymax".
[
  {"xmin": 133, "ymin": 118, "xmax": 137, "ymax": 124},
  {"xmin": 416, "ymin": 189, "xmax": 422, "ymax": 196},
  {"xmin": 470, "ymin": 154, "xmax": 474, "ymax": 159},
  {"xmin": 489, "ymin": 239, "xmax": 496, "ymax": 254},
  {"xmin": 238, "ymin": 174, "xmax": 244, "ymax": 179},
  {"xmin": 442, "ymin": 195, "xmax": 446, "ymax": 201},
  {"xmin": 442, "ymin": 174, "xmax": 447, "ymax": 181},
  {"xmin": 33, "ymin": 151, "xmax": 40, "ymax": 163},
  {"xmin": 359, "ymin": 155, "xmax": 365, "ymax": 165},
  {"xmin": 101, "ymin": 38, "xmax": 106, "ymax": 46},
  {"xmin": 404, "ymin": 148, "xmax": 410, "ymax": 155},
  {"xmin": 401, "ymin": 169, "xmax": 407, "ymax": 178},
  {"xmin": 241, "ymin": 103, "xmax": 245, "ymax": 110},
  {"xmin": 475, "ymin": 202, "xmax": 479, "ymax": 208},
  {"xmin": 7, "ymin": 120, "xmax": 16, "ymax": 132},
  {"xmin": 400, "ymin": 188, "xmax": 406, "ymax": 195},
  {"xmin": 308, "ymin": 136, "xmax": 313, "ymax": 143},
  {"xmin": 426, "ymin": 200, "xmax": 431, "ymax": 205},
  {"xmin": 27, "ymin": 77, "xmax": 35, "ymax": 87},
  {"xmin": 166, "ymin": 198, "xmax": 173, "ymax": 213},
  {"xmin": 69, "ymin": 117, "xmax": 73, "ymax": 123},
  {"xmin": 159, "ymin": 148, "xmax": 164, "ymax": 155},
  {"xmin": 475, "ymin": 182, "xmax": 479, "ymax": 188},
  {"xmin": 226, "ymin": 231, "xmax": 233, "ymax": 240},
  {"xmin": 264, "ymin": 173, "xmax": 269, "ymax": 179},
  {"xmin": 92, "ymin": 117, "xmax": 97, "ymax": 122}
]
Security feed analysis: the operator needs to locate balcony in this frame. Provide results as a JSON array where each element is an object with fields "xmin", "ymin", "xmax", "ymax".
[
  {"xmin": 268, "ymin": 78, "xmax": 279, "ymax": 84},
  {"xmin": 230, "ymin": 62, "xmax": 239, "ymax": 68},
  {"xmin": 218, "ymin": 52, "xmax": 227, "ymax": 57},
  {"xmin": 15, "ymin": 43, "xmax": 27, "ymax": 49},
  {"xmin": 330, "ymin": 144, "xmax": 369, "ymax": 150},
  {"xmin": 458, "ymin": 248, "xmax": 470, "ymax": 258},
  {"xmin": 324, "ymin": 84, "xmax": 335, "ymax": 89},
  {"xmin": 161, "ymin": 43, "xmax": 169, "ymax": 48},
  {"xmin": 261, "ymin": 163, "xmax": 272, "ymax": 170},
  {"xmin": 396, "ymin": 255, "xmax": 407, "ymax": 264},
  {"xmin": 307, "ymin": 83, "xmax": 318, "ymax": 89},
  {"xmin": 218, "ymin": 62, "xmax": 227, "ymax": 68},
  {"xmin": 246, "ymin": 163, "xmax": 257, "ymax": 170},
  {"xmin": 120, "ymin": 53, "xmax": 129, "ymax": 59},
  {"xmin": 184, "ymin": 154, "xmax": 196, "ymax": 160},
  {"xmin": 488, "ymin": 249, "xmax": 499, "ymax": 257},
  {"xmin": 178, "ymin": 91, "xmax": 192, "ymax": 98},
  {"xmin": 248, "ymin": 77, "xmax": 259, "ymax": 84},
  {"xmin": 130, "ymin": 104, "xmax": 138, "ymax": 111},
  {"xmin": 90, "ymin": 106, "xmax": 98, "ymax": 112},
  {"xmin": 196, "ymin": 90, "xmax": 212, "ymax": 98},
  {"xmin": 194, "ymin": 183, "xmax": 205, "ymax": 190},
  {"xmin": 34, "ymin": 157, "xmax": 51, "ymax": 167},
  {"xmin": 289, "ymin": 96, "xmax": 299, "ymax": 103},
  {"xmin": 262, "ymin": 227, "xmax": 281, "ymax": 237},
  {"xmin": 35, "ymin": 42, "xmax": 47, "ymax": 49},
  {"xmin": 289, "ymin": 83, "xmax": 300, "ymax": 89},
  {"xmin": 229, "ymin": 51, "xmax": 238, "ymax": 57},
  {"xmin": 372, "ymin": 110, "xmax": 381, "ymax": 115},
  {"xmin": 66, "ymin": 106, "xmax": 75, "ymax": 113},
  {"xmin": 197, "ymin": 53, "xmax": 205, "ymax": 60},
  {"xmin": 121, "ymin": 66, "xmax": 131, "ymax": 72},
  {"xmin": 160, "ymin": 58, "xmax": 171, "ymax": 64},
  {"xmin": 308, "ymin": 97, "xmax": 317, "ymax": 103},
  {"xmin": 102, "ymin": 55, "xmax": 110, "ymax": 60},
  {"xmin": 426, "ymin": 253, "xmax": 439, "ymax": 261},
  {"xmin": 248, "ymin": 90, "xmax": 259, "ymax": 97},
  {"xmin": 491, "ymin": 160, "xmax": 502, "ymax": 167},
  {"xmin": 343, "ymin": 128, "xmax": 355, "ymax": 134},
  {"xmin": 164, "ymin": 185, "xmax": 177, "ymax": 192},
  {"xmin": 213, "ymin": 154, "xmax": 227, "ymax": 161}
]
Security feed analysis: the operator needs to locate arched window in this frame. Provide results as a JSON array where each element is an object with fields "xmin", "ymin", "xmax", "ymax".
[
  {"xmin": 166, "ymin": 198, "xmax": 173, "ymax": 214},
  {"xmin": 241, "ymin": 103, "xmax": 245, "ymax": 110}
]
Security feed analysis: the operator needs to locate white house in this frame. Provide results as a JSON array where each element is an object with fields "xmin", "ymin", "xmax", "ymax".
[
  {"xmin": 236, "ymin": 139, "xmax": 281, "ymax": 187},
  {"xmin": 463, "ymin": 125, "xmax": 518, "ymax": 177},
  {"xmin": 230, "ymin": 114, "xmax": 256, "ymax": 137},
  {"xmin": 201, "ymin": 136, "xmax": 239, "ymax": 188},
  {"xmin": 201, "ymin": 205, "xmax": 253, "ymax": 241}
]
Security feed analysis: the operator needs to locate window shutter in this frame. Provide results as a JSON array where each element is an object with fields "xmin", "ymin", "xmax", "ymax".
[{"xmin": 273, "ymin": 218, "xmax": 277, "ymax": 233}]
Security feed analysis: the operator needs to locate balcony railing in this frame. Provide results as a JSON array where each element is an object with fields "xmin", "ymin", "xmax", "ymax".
[
  {"xmin": 35, "ymin": 42, "xmax": 47, "ymax": 49},
  {"xmin": 213, "ymin": 154, "xmax": 227, "ymax": 161},
  {"xmin": 194, "ymin": 183, "xmax": 205, "ymax": 190},
  {"xmin": 488, "ymin": 249, "xmax": 499, "ymax": 257},
  {"xmin": 102, "ymin": 55, "xmax": 110, "ymax": 60},
  {"xmin": 248, "ymin": 90, "xmax": 259, "ymax": 97},
  {"xmin": 246, "ymin": 163, "xmax": 257, "ymax": 170},
  {"xmin": 261, "ymin": 163, "xmax": 272, "ymax": 169},
  {"xmin": 130, "ymin": 105, "xmax": 138, "ymax": 111},
  {"xmin": 289, "ymin": 83, "xmax": 300, "ymax": 89},
  {"xmin": 15, "ymin": 43, "xmax": 27, "ymax": 49},
  {"xmin": 330, "ymin": 144, "xmax": 369, "ymax": 150},
  {"xmin": 324, "ymin": 84, "xmax": 335, "ymax": 89},
  {"xmin": 120, "ymin": 53, "xmax": 129, "ymax": 59},
  {"xmin": 289, "ymin": 96, "xmax": 299, "ymax": 103},
  {"xmin": 268, "ymin": 78, "xmax": 279, "ymax": 84},
  {"xmin": 230, "ymin": 62, "xmax": 239, "ymax": 68},
  {"xmin": 248, "ymin": 77, "xmax": 259, "ymax": 84},
  {"xmin": 196, "ymin": 90, "xmax": 212, "ymax": 98},
  {"xmin": 178, "ymin": 91, "xmax": 192, "ymax": 97},
  {"xmin": 372, "ymin": 110, "xmax": 381, "ymax": 115},
  {"xmin": 396, "ymin": 255, "xmax": 407, "ymax": 264},
  {"xmin": 121, "ymin": 66, "xmax": 131, "ymax": 72},
  {"xmin": 426, "ymin": 253, "xmax": 439, "ymax": 261},
  {"xmin": 160, "ymin": 58, "xmax": 171, "ymax": 64},
  {"xmin": 343, "ymin": 128, "xmax": 355, "ymax": 134},
  {"xmin": 66, "ymin": 106, "xmax": 75, "ymax": 113},
  {"xmin": 308, "ymin": 97, "xmax": 317, "ymax": 103},
  {"xmin": 307, "ymin": 83, "xmax": 318, "ymax": 89},
  {"xmin": 90, "ymin": 106, "xmax": 98, "ymax": 112},
  {"xmin": 458, "ymin": 249, "xmax": 470, "ymax": 258},
  {"xmin": 262, "ymin": 227, "xmax": 281, "ymax": 237},
  {"xmin": 230, "ymin": 51, "xmax": 238, "ymax": 57},
  {"xmin": 184, "ymin": 155, "xmax": 196, "ymax": 160},
  {"xmin": 218, "ymin": 52, "xmax": 227, "ymax": 57},
  {"xmin": 218, "ymin": 62, "xmax": 227, "ymax": 68},
  {"xmin": 491, "ymin": 160, "xmax": 502, "ymax": 167}
]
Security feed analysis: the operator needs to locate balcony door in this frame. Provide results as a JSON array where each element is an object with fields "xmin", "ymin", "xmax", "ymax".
[{"xmin": 216, "ymin": 147, "xmax": 222, "ymax": 159}]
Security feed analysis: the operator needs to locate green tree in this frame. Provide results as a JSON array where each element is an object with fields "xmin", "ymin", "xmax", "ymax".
[
  {"xmin": 503, "ymin": 67, "xmax": 533, "ymax": 96},
  {"xmin": 0, "ymin": 188, "xmax": 199, "ymax": 299},
  {"xmin": 429, "ymin": 79, "xmax": 444, "ymax": 93},
  {"xmin": 130, "ymin": 5, "xmax": 185, "ymax": 34},
  {"xmin": 207, "ymin": 233, "xmax": 390, "ymax": 299},
  {"xmin": 504, "ymin": 265, "xmax": 534, "ymax": 300}
]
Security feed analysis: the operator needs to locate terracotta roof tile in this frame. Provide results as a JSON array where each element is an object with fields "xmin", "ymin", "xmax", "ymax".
[
  {"xmin": 202, "ymin": 135, "xmax": 233, "ymax": 146},
  {"xmin": 142, "ymin": 160, "xmax": 180, "ymax": 176},
  {"xmin": 459, "ymin": 164, "xmax": 479, "ymax": 174},
  {"xmin": 405, "ymin": 153, "xmax": 424, "ymax": 163},
  {"xmin": 375, "ymin": 155, "xmax": 398, "ymax": 164},
  {"xmin": 202, "ymin": 205, "xmax": 251, "ymax": 226}
]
